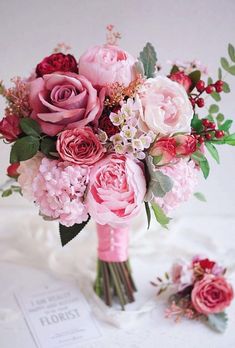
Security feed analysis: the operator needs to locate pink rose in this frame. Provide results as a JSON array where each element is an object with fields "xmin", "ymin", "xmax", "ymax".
[
  {"xmin": 79, "ymin": 45, "xmax": 137, "ymax": 88},
  {"xmin": 149, "ymin": 137, "xmax": 176, "ymax": 165},
  {"xmin": 0, "ymin": 115, "xmax": 21, "ymax": 142},
  {"xmin": 57, "ymin": 127, "xmax": 105, "ymax": 165},
  {"xmin": 170, "ymin": 71, "xmax": 192, "ymax": 93},
  {"xmin": 175, "ymin": 134, "xmax": 197, "ymax": 156},
  {"xmin": 86, "ymin": 154, "xmax": 146, "ymax": 226},
  {"xmin": 191, "ymin": 275, "xmax": 234, "ymax": 315},
  {"xmin": 29, "ymin": 73, "xmax": 104, "ymax": 136}
]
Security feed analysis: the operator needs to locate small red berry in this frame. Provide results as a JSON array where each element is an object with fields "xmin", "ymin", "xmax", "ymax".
[
  {"xmin": 209, "ymin": 122, "xmax": 216, "ymax": 129},
  {"xmin": 215, "ymin": 85, "xmax": 223, "ymax": 93},
  {"xmin": 196, "ymin": 80, "xmax": 205, "ymax": 92},
  {"xmin": 196, "ymin": 98, "xmax": 205, "ymax": 107},
  {"xmin": 205, "ymin": 133, "xmax": 212, "ymax": 140},
  {"xmin": 215, "ymin": 130, "xmax": 224, "ymax": 138},
  {"xmin": 198, "ymin": 136, "xmax": 204, "ymax": 144},
  {"xmin": 202, "ymin": 119, "xmax": 210, "ymax": 128},
  {"xmin": 205, "ymin": 85, "xmax": 214, "ymax": 94},
  {"xmin": 215, "ymin": 80, "xmax": 224, "ymax": 87}
]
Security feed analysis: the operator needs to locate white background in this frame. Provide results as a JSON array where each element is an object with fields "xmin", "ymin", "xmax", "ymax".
[{"xmin": 0, "ymin": 0, "xmax": 235, "ymax": 216}]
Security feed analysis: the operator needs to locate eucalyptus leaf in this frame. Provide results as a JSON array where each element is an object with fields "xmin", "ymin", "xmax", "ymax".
[
  {"xmin": 10, "ymin": 136, "xmax": 40, "ymax": 163},
  {"xmin": 151, "ymin": 202, "xmax": 171, "ymax": 228},
  {"xmin": 222, "ymin": 81, "xmax": 230, "ymax": 93},
  {"xmin": 207, "ymin": 312, "xmax": 228, "ymax": 333},
  {"xmin": 209, "ymin": 104, "xmax": 219, "ymax": 114},
  {"xmin": 228, "ymin": 65, "xmax": 235, "ymax": 75},
  {"xmin": 59, "ymin": 216, "xmax": 90, "ymax": 246},
  {"xmin": 134, "ymin": 60, "xmax": 145, "ymax": 77},
  {"xmin": 205, "ymin": 142, "xmax": 220, "ymax": 164},
  {"xmin": 20, "ymin": 118, "xmax": 41, "ymax": 137},
  {"xmin": 218, "ymin": 67, "xmax": 222, "ymax": 80},
  {"xmin": 228, "ymin": 43, "xmax": 235, "ymax": 62},
  {"xmin": 194, "ymin": 192, "xmax": 207, "ymax": 202},
  {"xmin": 216, "ymin": 113, "xmax": 224, "ymax": 124},
  {"xmin": 139, "ymin": 42, "xmax": 157, "ymax": 78},
  {"xmin": 1, "ymin": 189, "xmax": 13, "ymax": 197},
  {"xmin": 220, "ymin": 57, "xmax": 230, "ymax": 71},
  {"xmin": 211, "ymin": 92, "xmax": 221, "ymax": 102}
]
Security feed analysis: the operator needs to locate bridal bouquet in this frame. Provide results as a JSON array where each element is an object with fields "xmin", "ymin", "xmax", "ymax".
[
  {"xmin": 152, "ymin": 256, "xmax": 234, "ymax": 332},
  {"xmin": 1, "ymin": 26, "xmax": 235, "ymax": 308}
]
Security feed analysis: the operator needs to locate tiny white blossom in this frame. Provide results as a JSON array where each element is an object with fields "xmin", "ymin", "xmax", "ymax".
[
  {"xmin": 109, "ymin": 112, "xmax": 124, "ymax": 126},
  {"xmin": 110, "ymin": 133, "xmax": 123, "ymax": 144}
]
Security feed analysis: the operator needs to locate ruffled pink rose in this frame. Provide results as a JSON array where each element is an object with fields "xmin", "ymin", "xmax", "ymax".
[
  {"xmin": 57, "ymin": 127, "xmax": 105, "ymax": 165},
  {"xmin": 79, "ymin": 45, "xmax": 136, "ymax": 88},
  {"xmin": 139, "ymin": 76, "xmax": 193, "ymax": 136},
  {"xmin": 86, "ymin": 154, "xmax": 146, "ymax": 226},
  {"xmin": 191, "ymin": 275, "xmax": 234, "ymax": 315},
  {"xmin": 29, "ymin": 73, "xmax": 104, "ymax": 136}
]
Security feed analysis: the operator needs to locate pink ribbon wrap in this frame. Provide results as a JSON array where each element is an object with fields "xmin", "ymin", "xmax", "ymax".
[{"xmin": 96, "ymin": 223, "xmax": 129, "ymax": 262}]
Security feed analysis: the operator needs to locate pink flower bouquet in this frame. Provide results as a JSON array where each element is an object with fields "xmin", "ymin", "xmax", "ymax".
[
  {"xmin": 1, "ymin": 26, "xmax": 235, "ymax": 308},
  {"xmin": 152, "ymin": 256, "xmax": 234, "ymax": 332}
]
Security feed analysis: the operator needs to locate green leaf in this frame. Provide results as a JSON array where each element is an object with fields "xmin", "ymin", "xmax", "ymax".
[
  {"xmin": 191, "ymin": 151, "xmax": 210, "ymax": 178},
  {"xmin": 222, "ymin": 81, "xmax": 230, "ymax": 93},
  {"xmin": 209, "ymin": 104, "xmax": 219, "ymax": 114},
  {"xmin": 219, "ymin": 119, "xmax": 233, "ymax": 132},
  {"xmin": 152, "ymin": 154, "xmax": 163, "ymax": 165},
  {"xmin": 206, "ymin": 114, "xmax": 214, "ymax": 122},
  {"xmin": 216, "ymin": 113, "xmax": 224, "ymax": 124},
  {"xmin": 144, "ymin": 201, "xmax": 151, "ymax": 229},
  {"xmin": 139, "ymin": 42, "xmax": 157, "ymax": 78},
  {"xmin": 218, "ymin": 67, "xmax": 222, "ymax": 80},
  {"xmin": 20, "ymin": 118, "xmax": 41, "ymax": 137},
  {"xmin": 228, "ymin": 43, "xmax": 235, "ymax": 62},
  {"xmin": 191, "ymin": 150, "xmax": 206, "ymax": 162},
  {"xmin": 41, "ymin": 137, "xmax": 57, "ymax": 158},
  {"xmin": 228, "ymin": 65, "xmax": 235, "ymax": 75},
  {"xmin": 10, "ymin": 136, "xmax": 40, "ymax": 163},
  {"xmin": 151, "ymin": 202, "xmax": 171, "ymax": 228},
  {"xmin": 59, "ymin": 216, "xmax": 90, "ymax": 246},
  {"xmin": 205, "ymin": 142, "xmax": 220, "ymax": 164},
  {"xmin": 191, "ymin": 114, "xmax": 203, "ymax": 132},
  {"xmin": 211, "ymin": 92, "xmax": 221, "ymax": 102},
  {"xmin": 207, "ymin": 77, "xmax": 213, "ymax": 85},
  {"xmin": 188, "ymin": 70, "xmax": 201, "ymax": 91},
  {"xmin": 149, "ymin": 171, "xmax": 173, "ymax": 198},
  {"xmin": 225, "ymin": 133, "xmax": 235, "ymax": 145},
  {"xmin": 207, "ymin": 312, "xmax": 228, "ymax": 333},
  {"xmin": 221, "ymin": 57, "xmax": 230, "ymax": 71},
  {"xmin": 170, "ymin": 65, "xmax": 179, "ymax": 74},
  {"xmin": 134, "ymin": 60, "xmax": 145, "ymax": 77},
  {"xmin": 1, "ymin": 189, "xmax": 13, "ymax": 197},
  {"xmin": 194, "ymin": 192, "xmax": 206, "ymax": 202}
]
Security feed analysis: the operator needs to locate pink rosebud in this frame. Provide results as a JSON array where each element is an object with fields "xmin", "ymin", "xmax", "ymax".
[
  {"xmin": 57, "ymin": 127, "xmax": 105, "ymax": 165},
  {"xmin": 36, "ymin": 53, "xmax": 78, "ymax": 77},
  {"xmin": 149, "ymin": 137, "xmax": 176, "ymax": 165},
  {"xmin": 7, "ymin": 163, "xmax": 20, "ymax": 178},
  {"xmin": 174, "ymin": 134, "xmax": 197, "ymax": 156},
  {"xmin": 0, "ymin": 115, "xmax": 21, "ymax": 142},
  {"xmin": 86, "ymin": 154, "xmax": 146, "ymax": 226},
  {"xmin": 191, "ymin": 275, "xmax": 234, "ymax": 315},
  {"xmin": 170, "ymin": 71, "xmax": 192, "ymax": 93},
  {"xmin": 79, "ymin": 45, "xmax": 137, "ymax": 89}
]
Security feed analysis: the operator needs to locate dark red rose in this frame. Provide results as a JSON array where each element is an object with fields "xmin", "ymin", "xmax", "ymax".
[
  {"xmin": 198, "ymin": 258, "xmax": 216, "ymax": 271},
  {"xmin": 7, "ymin": 163, "xmax": 20, "ymax": 178},
  {"xmin": 0, "ymin": 115, "xmax": 21, "ymax": 142},
  {"xmin": 98, "ymin": 113, "xmax": 119, "ymax": 138},
  {"xmin": 170, "ymin": 71, "xmax": 192, "ymax": 93},
  {"xmin": 36, "ymin": 53, "xmax": 78, "ymax": 77}
]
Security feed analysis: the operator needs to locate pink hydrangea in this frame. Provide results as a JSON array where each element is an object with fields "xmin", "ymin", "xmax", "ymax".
[
  {"xmin": 32, "ymin": 158, "xmax": 89, "ymax": 226},
  {"xmin": 155, "ymin": 159, "xmax": 199, "ymax": 213}
]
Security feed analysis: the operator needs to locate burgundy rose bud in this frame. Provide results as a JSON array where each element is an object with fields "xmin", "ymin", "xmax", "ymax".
[
  {"xmin": 170, "ymin": 71, "xmax": 192, "ymax": 93},
  {"xmin": 175, "ymin": 134, "xmax": 197, "ymax": 156},
  {"xmin": 7, "ymin": 163, "xmax": 20, "ymax": 178},
  {"xmin": 149, "ymin": 137, "xmax": 176, "ymax": 165},
  {"xmin": 0, "ymin": 115, "xmax": 21, "ymax": 142},
  {"xmin": 36, "ymin": 53, "xmax": 78, "ymax": 77},
  {"xmin": 98, "ymin": 113, "xmax": 120, "ymax": 138}
]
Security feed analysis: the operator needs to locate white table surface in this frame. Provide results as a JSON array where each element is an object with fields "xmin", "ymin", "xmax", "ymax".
[{"xmin": 0, "ymin": 207, "xmax": 235, "ymax": 348}]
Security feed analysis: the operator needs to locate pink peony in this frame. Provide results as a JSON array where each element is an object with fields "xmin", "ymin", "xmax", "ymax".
[
  {"xmin": 29, "ymin": 73, "xmax": 104, "ymax": 136},
  {"xmin": 32, "ymin": 158, "xmax": 89, "ymax": 227},
  {"xmin": 139, "ymin": 76, "xmax": 193, "ymax": 136},
  {"xmin": 86, "ymin": 154, "xmax": 146, "ymax": 226},
  {"xmin": 191, "ymin": 275, "xmax": 234, "ymax": 315},
  {"xmin": 79, "ymin": 45, "xmax": 137, "ymax": 88},
  {"xmin": 18, "ymin": 152, "xmax": 44, "ymax": 200},
  {"xmin": 57, "ymin": 127, "xmax": 105, "ymax": 165},
  {"xmin": 155, "ymin": 159, "xmax": 199, "ymax": 213}
]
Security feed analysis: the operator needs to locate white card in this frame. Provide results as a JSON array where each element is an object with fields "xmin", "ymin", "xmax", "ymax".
[{"xmin": 15, "ymin": 281, "xmax": 102, "ymax": 348}]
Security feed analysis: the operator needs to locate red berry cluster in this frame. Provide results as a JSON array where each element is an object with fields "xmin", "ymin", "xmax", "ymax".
[
  {"xmin": 192, "ymin": 118, "xmax": 224, "ymax": 144},
  {"xmin": 190, "ymin": 80, "xmax": 224, "ymax": 108}
]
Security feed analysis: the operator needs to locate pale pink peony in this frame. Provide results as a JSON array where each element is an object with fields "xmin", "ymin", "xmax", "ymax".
[
  {"xmin": 32, "ymin": 158, "xmax": 89, "ymax": 226},
  {"xmin": 139, "ymin": 76, "xmax": 193, "ymax": 136},
  {"xmin": 18, "ymin": 152, "xmax": 44, "ymax": 201},
  {"xmin": 86, "ymin": 154, "xmax": 146, "ymax": 226},
  {"xmin": 154, "ymin": 159, "xmax": 199, "ymax": 213},
  {"xmin": 29, "ymin": 73, "xmax": 104, "ymax": 136},
  {"xmin": 79, "ymin": 45, "xmax": 137, "ymax": 88},
  {"xmin": 191, "ymin": 275, "xmax": 234, "ymax": 315},
  {"xmin": 57, "ymin": 127, "xmax": 105, "ymax": 165}
]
